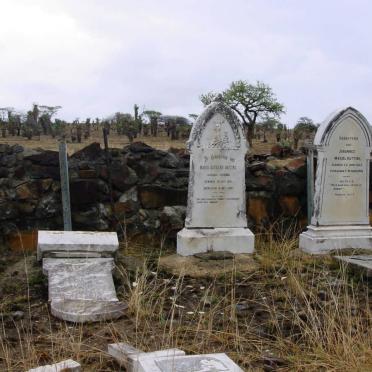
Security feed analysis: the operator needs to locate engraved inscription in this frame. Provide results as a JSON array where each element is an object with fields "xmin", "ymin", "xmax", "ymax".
[{"xmin": 156, "ymin": 356, "xmax": 229, "ymax": 372}]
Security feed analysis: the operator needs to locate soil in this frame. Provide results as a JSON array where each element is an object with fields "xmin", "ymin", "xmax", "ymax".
[{"xmin": 1, "ymin": 236, "xmax": 372, "ymax": 371}]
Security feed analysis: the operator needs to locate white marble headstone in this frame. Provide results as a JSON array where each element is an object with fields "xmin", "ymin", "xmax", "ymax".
[
  {"xmin": 177, "ymin": 98, "xmax": 254, "ymax": 255},
  {"xmin": 312, "ymin": 107, "xmax": 372, "ymax": 225},
  {"xmin": 185, "ymin": 101, "xmax": 248, "ymax": 228},
  {"xmin": 300, "ymin": 107, "xmax": 372, "ymax": 254}
]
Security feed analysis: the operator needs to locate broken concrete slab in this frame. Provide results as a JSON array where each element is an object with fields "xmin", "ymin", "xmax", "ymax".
[
  {"xmin": 28, "ymin": 359, "xmax": 80, "ymax": 372},
  {"xmin": 37, "ymin": 230, "xmax": 118, "ymax": 260}
]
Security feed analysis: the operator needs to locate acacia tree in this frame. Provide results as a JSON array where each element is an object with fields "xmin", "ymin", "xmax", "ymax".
[
  {"xmin": 200, "ymin": 80, "xmax": 285, "ymax": 146},
  {"xmin": 293, "ymin": 117, "xmax": 317, "ymax": 149},
  {"xmin": 256, "ymin": 118, "xmax": 280, "ymax": 143}
]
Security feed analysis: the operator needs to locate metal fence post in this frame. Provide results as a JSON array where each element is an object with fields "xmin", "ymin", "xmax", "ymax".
[{"xmin": 59, "ymin": 139, "xmax": 72, "ymax": 230}]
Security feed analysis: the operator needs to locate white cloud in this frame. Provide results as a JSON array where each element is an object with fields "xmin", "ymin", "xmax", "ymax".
[{"xmin": 1, "ymin": 0, "xmax": 372, "ymax": 125}]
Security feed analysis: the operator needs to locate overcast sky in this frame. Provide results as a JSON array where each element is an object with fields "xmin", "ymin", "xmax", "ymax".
[{"xmin": 1, "ymin": 0, "xmax": 371, "ymax": 126}]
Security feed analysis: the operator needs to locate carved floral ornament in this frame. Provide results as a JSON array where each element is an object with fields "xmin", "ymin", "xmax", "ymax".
[{"xmin": 187, "ymin": 100, "xmax": 247, "ymax": 151}]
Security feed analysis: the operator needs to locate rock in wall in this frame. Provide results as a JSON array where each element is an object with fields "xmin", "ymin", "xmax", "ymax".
[{"xmin": 0, "ymin": 142, "xmax": 310, "ymax": 249}]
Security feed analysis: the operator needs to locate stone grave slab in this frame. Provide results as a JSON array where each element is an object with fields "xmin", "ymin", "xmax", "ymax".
[
  {"xmin": 138, "ymin": 353, "xmax": 244, "ymax": 372},
  {"xmin": 37, "ymin": 230, "xmax": 118, "ymax": 260},
  {"xmin": 28, "ymin": 359, "xmax": 80, "ymax": 372},
  {"xmin": 177, "ymin": 97, "xmax": 254, "ymax": 255},
  {"xmin": 38, "ymin": 231, "xmax": 126, "ymax": 322},
  {"xmin": 300, "ymin": 107, "xmax": 372, "ymax": 254},
  {"xmin": 43, "ymin": 258, "xmax": 118, "ymax": 301},
  {"xmin": 107, "ymin": 343, "xmax": 244, "ymax": 372},
  {"xmin": 108, "ymin": 342, "xmax": 185, "ymax": 371},
  {"xmin": 335, "ymin": 255, "xmax": 372, "ymax": 275}
]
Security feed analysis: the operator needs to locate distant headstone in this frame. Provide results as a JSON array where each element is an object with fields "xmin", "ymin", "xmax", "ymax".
[
  {"xmin": 177, "ymin": 98, "xmax": 254, "ymax": 255},
  {"xmin": 300, "ymin": 107, "xmax": 372, "ymax": 253}
]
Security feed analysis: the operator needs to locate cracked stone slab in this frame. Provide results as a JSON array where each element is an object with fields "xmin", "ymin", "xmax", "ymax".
[
  {"xmin": 42, "ymin": 257, "xmax": 126, "ymax": 322},
  {"xmin": 108, "ymin": 343, "xmax": 185, "ymax": 371},
  {"xmin": 139, "ymin": 353, "xmax": 244, "ymax": 372},
  {"xmin": 43, "ymin": 258, "xmax": 118, "ymax": 302},
  {"xmin": 37, "ymin": 230, "xmax": 118, "ymax": 260},
  {"xmin": 335, "ymin": 255, "xmax": 372, "ymax": 275},
  {"xmin": 28, "ymin": 359, "xmax": 80, "ymax": 372}
]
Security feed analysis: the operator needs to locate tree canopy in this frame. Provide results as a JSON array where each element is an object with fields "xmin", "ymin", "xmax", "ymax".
[{"xmin": 200, "ymin": 80, "xmax": 285, "ymax": 145}]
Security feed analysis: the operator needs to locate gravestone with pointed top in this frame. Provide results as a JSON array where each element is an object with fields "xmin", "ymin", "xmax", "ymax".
[
  {"xmin": 300, "ymin": 107, "xmax": 372, "ymax": 254},
  {"xmin": 177, "ymin": 98, "xmax": 254, "ymax": 255}
]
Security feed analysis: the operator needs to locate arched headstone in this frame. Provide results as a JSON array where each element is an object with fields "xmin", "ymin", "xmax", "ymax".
[
  {"xmin": 177, "ymin": 98, "xmax": 254, "ymax": 256},
  {"xmin": 300, "ymin": 107, "xmax": 372, "ymax": 253}
]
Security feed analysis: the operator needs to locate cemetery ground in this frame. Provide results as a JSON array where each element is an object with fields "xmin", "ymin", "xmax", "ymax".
[{"xmin": 1, "ymin": 228, "xmax": 372, "ymax": 371}]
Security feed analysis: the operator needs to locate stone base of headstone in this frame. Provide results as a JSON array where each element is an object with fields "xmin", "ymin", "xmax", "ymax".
[
  {"xmin": 37, "ymin": 230, "xmax": 126, "ymax": 323},
  {"xmin": 299, "ymin": 225, "xmax": 372, "ymax": 254},
  {"xmin": 177, "ymin": 227, "xmax": 254, "ymax": 256},
  {"xmin": 37, "ymin": 230, "xmax": 118, "ymax": 260}
]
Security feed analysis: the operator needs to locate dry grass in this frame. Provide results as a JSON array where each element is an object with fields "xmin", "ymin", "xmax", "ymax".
[
  {"xmin": 1, "ymin": 232, "xmax": 371, "ymax": 371},
  {"xmin": 0, "ymin": 131, "xmax": 283, "ymax": 155}
]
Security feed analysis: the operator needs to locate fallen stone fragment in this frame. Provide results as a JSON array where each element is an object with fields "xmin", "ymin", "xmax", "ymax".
[
  {"xmin": 27, "ymin": 359, "xmax": 80, "ymax": 372},
  {"xmin": 335, "ymin": 255, "xmax": 372, "ymax": 277},
  {"xmin": 108, "ymin": 342, "xmax": 185, "ymax": 371},
  {"xmin": 108, "ymin": 343, "xmax": 244, "ymax": 371}
]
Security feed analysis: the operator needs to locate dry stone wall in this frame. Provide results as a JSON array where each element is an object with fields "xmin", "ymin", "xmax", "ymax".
[{"xmin": 0, "ymin": 142, "xmax": 311, "ymax": 248}]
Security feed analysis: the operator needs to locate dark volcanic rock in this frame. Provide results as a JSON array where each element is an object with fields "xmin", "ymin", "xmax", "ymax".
[
  {"xmin": 36, "ymin": 194, "xmax": 61, "ymax": 218},
  {"xmin": 25, "ymin": 150, "xmax": 59, "ymax": 166},
  {"xmin": 70, "ymin": 179, "xmax": 109, "ymax": 205},
  {"xmin": 29, "ymin": 164, "xmax": 60, "ymax": 180},
  {"xmin": 0, "ymin": 167, "xmax": 9, "ymax": 178},
  {"xmin": 72, "ymin": 203, "xmax": 110, "ymax": 230},
  {"xmin": 159, "ymin": 153, "xmax": 182, "ymax": 168},
  {"xmin": 276, "ymin": 170, "xmax": 305, "ymax": 196},
  {"xmin": 71, "ymin": 142, "xmax": 103, "ymax": 160},
  {"xmin": 0, "ymin": 201, "xmax": 18, "ymax": 220},
  {"xmin": 109, "ymin": 163, "xmax": 138, "ymax": 191},
  {"xmin": 124, "ymin": 141, "xmax": 154, "ymax": 153},
  {"xmin": 160, "ymin": 205, "xmax": 186, "ymax": 231},
  {"xmin": 138, "ymin": 185, "xmax": 187, "ymax": 209}
]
